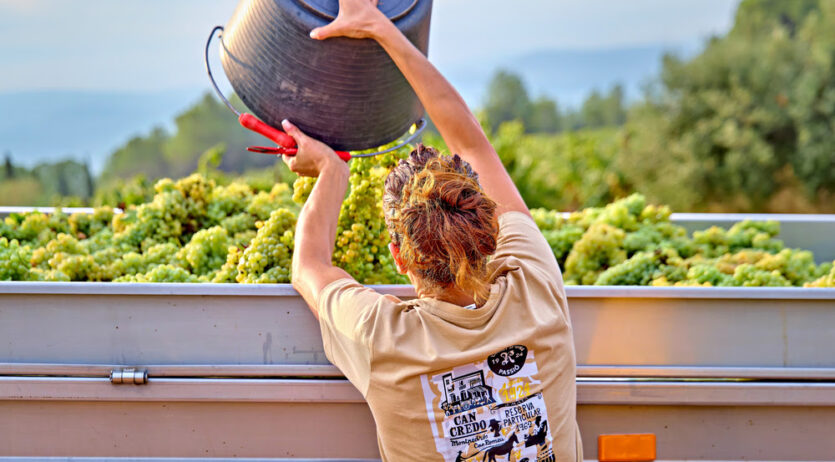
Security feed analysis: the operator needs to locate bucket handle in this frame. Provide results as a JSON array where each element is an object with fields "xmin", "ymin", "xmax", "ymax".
[
  {"xmin": 205, "ymin": 26, "xmax": 240, "ymax": 116},
  {"xmin": 205, "ymin": 25, "xmax": 426, "ymax": 158}
]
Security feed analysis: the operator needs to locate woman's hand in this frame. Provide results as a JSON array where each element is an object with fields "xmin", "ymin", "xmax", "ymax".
[
  {"xmin": 309, "ymin": 0, "xmax": 386, "ymax": 40},
  {"xmin": 280, "ymin": 120, "xmax": 348, "ymax": 178}
]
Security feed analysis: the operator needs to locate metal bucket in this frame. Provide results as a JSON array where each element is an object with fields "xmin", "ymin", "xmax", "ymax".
[{"xmin": 214, "ymin": 0, "xmax": 433, "ymax": 151}]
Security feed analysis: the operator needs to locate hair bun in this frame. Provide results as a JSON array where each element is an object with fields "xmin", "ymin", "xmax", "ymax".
[{"xmin": 383, "ymin": 144, "xmax": 499, "ymax": 304}]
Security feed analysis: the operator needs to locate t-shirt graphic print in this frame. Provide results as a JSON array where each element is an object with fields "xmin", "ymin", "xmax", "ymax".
[{"xmin": 420, "ymin": 345, "xmax": 555, "ymax": 462}]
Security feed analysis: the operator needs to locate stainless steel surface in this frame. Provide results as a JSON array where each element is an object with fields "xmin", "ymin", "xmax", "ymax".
[
  {"xmin": 2, "ymin": 269, "xmax": 835, "ymax": 459},
  {"xmin": 1, "ymin": 459, "xmax": 381, "ymax": 462},
  {"xmin": 569, "ymin": 294, "xmax": 835, "ymax": 368},
  {"xmin": 577, "ymin": 365, "xmax": 835, "ymax": 380},
  {"xmin": 2, "ymin": 284, "xmax": 833, "ymax": 368},
  {"xmin": 577, "ymin": 405, "xmax": 835, "ymax": 461},
  {"xmin": 2, "ymin": 378, "xmax": 834, "ymax": 460},
  {"xmin": 577, "ymin": 381, "xmax": 835, "ymax": 407},
  {"xmin": 5, "ymin": 376, "xmax": 835, "ymax": 407},
  {"xmin": 1, "ymin": 280, "xmax": 834, "ymax": 298},
  {"xmin": 0, "ymin": 400, "xmax": 380, "ymax": 459},
  {"xmin": 6, "ymin": 362, "xmax": 835, "ymax": 380},
  {"xmin": 2, "ymin": 459, "xmax": 381, "ymax": 462},
  {"xmin": 0, "ymin": 377, "xmax": 363, "ymax": 403},
  {"xmin": 0, "ymin": 363, "xmax": 343, "ymax": 378}
]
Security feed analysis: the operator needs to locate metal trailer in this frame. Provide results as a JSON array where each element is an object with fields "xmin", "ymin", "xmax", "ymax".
[{"xmin": 1, "ymin": 213, "xmax": 834, "ymax": 461}]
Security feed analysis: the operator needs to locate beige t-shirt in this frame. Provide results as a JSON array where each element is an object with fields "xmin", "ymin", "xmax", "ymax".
[{"xmin": 317, "ymin": 211, "xmax": 582, "ymax": 461}]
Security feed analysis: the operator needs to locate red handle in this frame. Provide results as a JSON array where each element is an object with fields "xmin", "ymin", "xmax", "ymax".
[
  {"xmin": 238, "ymin": 113, "xmax": 296, "ymax": 148},
  {"xmin": 275, "ymin": 147, "xmax": 352, "ymax": 162},
  {"xmin": 248, "ymin": 146, "xmax": 351, "ymax": 162}
]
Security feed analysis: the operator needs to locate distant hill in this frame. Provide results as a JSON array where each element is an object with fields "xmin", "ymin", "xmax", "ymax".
[
  {"xmin": 0, "ymin": 44, "xmax": 697, "ymax": 174},
  {"xmin": 440, "ymin": 43, "xmax": 698, "ymax": 107},
  {"xmin": 0, "ymin": 89, "xmax": 204, "ymax": 173}
]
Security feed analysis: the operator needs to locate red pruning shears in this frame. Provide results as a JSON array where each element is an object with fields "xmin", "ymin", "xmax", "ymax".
[{"xmin": 238, "ymin": 113, "xmax": 352, "ymax": 162}]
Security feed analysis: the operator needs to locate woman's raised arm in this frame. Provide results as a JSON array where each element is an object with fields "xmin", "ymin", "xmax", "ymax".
[{"xmin": 311, "ymin": 0, "xmax": 530, "ymax": 217}]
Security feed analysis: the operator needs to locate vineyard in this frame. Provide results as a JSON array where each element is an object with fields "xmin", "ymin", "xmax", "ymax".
[{"xmin": 1, "ymin": 146, "xmax": 833, "ymax": 288}]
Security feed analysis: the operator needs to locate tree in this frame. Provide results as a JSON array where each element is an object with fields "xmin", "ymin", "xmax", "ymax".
[
  {"xmin": 620, "ymin": 0, "xmax": 835, "ymax": 212},
  {"xmin": 484, "ymin": 70, "xmax": 532, "ymax": 132},
  {"xmin": 4, "ymin": 152, "xmax": 13, "ymax": 180},
  {"xmin": 527, "ymin": 97, "xmax": 561, "ymax": 133}
]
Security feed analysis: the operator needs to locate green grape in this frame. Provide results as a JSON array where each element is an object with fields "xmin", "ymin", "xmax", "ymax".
[
  {"xmin": 693, "ymin": 226, "xmax": 730, "ymax": 258},
  {"xmin": 212, "ymin": 246, "xmax": 243, "ymax": 283},
  {"xmin": 248, "ymin": 183, "xmax": 296, "ymax": 220},
  {"xmin": 754, "ymin": 249, "xmax": 818, "ymax": 286},
  {"xmin": 732, "ymin": 263, "xmax": 791, "ymax": 287},
  {"xmin": 28, "ymin": 267, "xmax": 71, "ymax": 282},
  {"xmin": 0, "ymin": 173, "xmax": 828, "ymax": 289},
  {"xmin": 330, "ymin": 146, "xmax": 410, "ymax": 285},
  {"xmin": 594, "ymin": 194, "xmax": 645, "ymax": 231},
  {"xmin": 69, "ymin": 207, "xmax": 114, "ymax": 239},
  {"xmin": 111, "ymin": 242, "xmax": 180, "ymax": 278},
  {"xmin": 207, "ymin": 182, "xmax": 253, "ymax": 223},
  {"xmin": 219, "ymin": 213, "xmax": 256, "ymax": 235},
  {"xmin": 541, "ymin": 225, "xmax": 584, "ymax": 268},
  {"xmin": 236, "ymin": 209, "xmax": 296, "ymax": 283},
  {"xmin": 564, "ymin": 223, "xmax": 627, "ymax": 285},
  {"xmin": 114, "ymin": 264, "xmax": 198, "ymax": 283},
  {"xmin": 805, "ymin": 261, "xmax": 835, "ymax": 287},
  {"xmin": 113, "ymin": 187, "xmax": 189, "ymax": 250},
  {"xmin": 292, "ymin": 176, "xmax": 317, "ymax": 205},
  {"xmin": 530, "ymin": 208, "xmax": 563, "ymax": 231},
  {"xmin": 176, "ymin": 226, "xmax": 231, "ymax": 276},
  {"xmin": 0, "ymin": 238, "xmax": 32, "ymax": 281},
  {"xmin": 726, "ymin": 220, "xmax": 783, "ymax": 253},
  {"xmin": 684, "ymin": 264, "xmax": 735, "ymax": 287},
  {"xmin": 595, "ymin": 248, "xmax": 684, "ymax": 286},
  {"xmin": 18, "ymin": 213, "xmax": 55, "ymax": 245}
]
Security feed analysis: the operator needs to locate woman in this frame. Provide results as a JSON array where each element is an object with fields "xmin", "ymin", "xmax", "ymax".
[{"xmin": 281, "ymin": 0, "xmax": 581, "ymax": 460}]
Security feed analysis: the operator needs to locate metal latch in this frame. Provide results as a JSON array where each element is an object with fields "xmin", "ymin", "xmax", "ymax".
[{"xmin": 110, "ymin": 367, "xmax": 148, "ymax": 385}]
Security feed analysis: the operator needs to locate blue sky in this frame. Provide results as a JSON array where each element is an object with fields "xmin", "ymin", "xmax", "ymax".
[
  {"xmin": 0, "ymin": 0, "xmax": 740, "ymax": 93},
  {"xmin": 0, "ymin": 0, "xmax": 741, "ymax": 171}
]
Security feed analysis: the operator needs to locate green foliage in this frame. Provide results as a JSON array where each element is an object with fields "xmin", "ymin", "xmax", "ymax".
[
  {"xmin": 483, "ymin": 70, "xmax": 626, "ymax": 134},
  {"xmin": 487, "ymin": 122, "xmax": 628, "ymax": 210},
  {"xmin": 484, "ymin": 70, "xmax": 534, "ymax": 133},
  {"xmin": 621, "ymin": 0, "xmax": 835, "ymax": 212},
  {"xmin": 99, "ymin": 93, "xmax": 280, "ymax": 183},
  {"xmin": 0, "ymin": 157, "xmax": 95, "ymax": 206}
]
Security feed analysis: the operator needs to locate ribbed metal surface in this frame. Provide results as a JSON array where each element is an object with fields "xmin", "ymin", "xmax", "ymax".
[
  {"xmin": 220, "ymin": 0, "xmax": 432, "ymax": 150},
  {"xmin": 1, "ymin": 281, "xmax": 833, "ymax": 299}
]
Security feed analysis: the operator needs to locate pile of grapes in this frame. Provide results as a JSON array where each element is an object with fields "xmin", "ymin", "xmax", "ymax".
[
  {"xmin": 533, "ymin": 195, "xmax": 834, "ymax": 287},
  {"xmin": 0, "ymin": 147, "xmax": 832, "ymax": 287}
]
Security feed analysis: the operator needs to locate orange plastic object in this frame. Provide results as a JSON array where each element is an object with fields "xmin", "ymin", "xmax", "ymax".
[{"xmin": 598, "ymin": 433, "xmax": 656, "ymax": 461}]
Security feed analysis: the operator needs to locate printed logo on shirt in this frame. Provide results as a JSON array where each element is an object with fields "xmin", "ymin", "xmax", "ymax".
[
  {"xmin": 420, "ymin": 346, "xmax": 555, "ymax": 462},
  {"xmin": 488, "ymin": 345, "xmax": 528, "ymax": 377}
]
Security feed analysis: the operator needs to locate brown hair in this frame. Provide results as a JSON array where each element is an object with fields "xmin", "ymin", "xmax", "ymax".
[{"xmin": 384, "ymin": 144, "xmax": 498, "ymax": 304}]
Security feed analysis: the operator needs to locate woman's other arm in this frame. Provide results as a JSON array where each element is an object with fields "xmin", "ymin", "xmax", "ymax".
[{"xmin": 281, "ymin": 120, "xmax": 354, "ymax": 318}]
